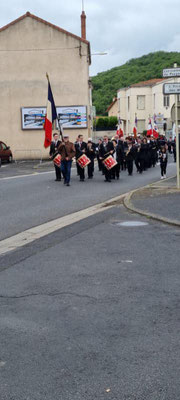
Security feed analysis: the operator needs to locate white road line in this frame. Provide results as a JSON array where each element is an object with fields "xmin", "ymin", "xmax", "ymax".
[
  {"xmin": 0, "ymin": 172, "xmax": 176, "ymax": 256},
  {"xmin": 0, "ymin": 168, "xmax": 76, "ymax": 181},
  {"xmin": 0, "ymin": 171, "xmax": 54, "ymax": 181},
  {"xmin": 0, "ymin": 193, "xmax": 126, "ymax": 256}
]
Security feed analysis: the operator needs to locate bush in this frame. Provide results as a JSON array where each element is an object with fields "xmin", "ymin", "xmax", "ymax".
[{"xmin": 96, "ymin": 116, "xmax": 118, "ymax": 131}]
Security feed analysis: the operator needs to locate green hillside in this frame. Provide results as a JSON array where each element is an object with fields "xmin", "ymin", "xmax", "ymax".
[{"xmin": 92, "ymin": 51, "xmax": 180, "ymax": 115}]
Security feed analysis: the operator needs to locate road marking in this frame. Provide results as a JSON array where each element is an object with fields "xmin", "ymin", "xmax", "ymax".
[
  {"xmin": 0, "ymin": 193, "xmax": 126, "ymax": 256},
  {"xmin": 0, "ymin": 168, "xmax": 76, "ymax": 181},
  {"xmin": 0, "ymin": 172, "xmax": 176, "ymax": 256},
  {"xmin": 0, "ymin": 361, "xmax": 6, "ymax": 367},
  {"xmin": 0, "ymin": 171, "xmax": 54, "ymax": 181}
]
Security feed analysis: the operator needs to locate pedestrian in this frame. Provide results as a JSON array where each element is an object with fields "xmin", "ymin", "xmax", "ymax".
[
  {"xmin": 49, "ymin": 132, "xmax": 62, "ymax": 181},
  {"xmin": 96, "ymin": 139, "xmax": 103, "ymax": 172},
  {"xmin": 125, "ymin": 140, "xmax": 135, "ymax": 176},
  {"xmin": 58, "ymin": 135, "xmax": 75, "ymax": 186},
  {"xmin": 159, "ymin": 146, "xmax": 168, "ymax": 179},
  {"xmin": 75, "ymin": 134, "xmax": 87, "ymax": 181},
  {"xmin": 99, "ymin": 135, "xmax": 114, "ymax": 182},
  {"xmin": 86, "ymin": 138, "xmax": 96, "ymax": 179},
  {"xmin": 111, "ymin": 139, "xmax": 121, "ymax": 180}
]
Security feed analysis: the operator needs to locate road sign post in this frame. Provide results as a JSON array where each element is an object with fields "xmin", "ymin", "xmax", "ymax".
[{"xmin": 163, "ymin": 65, "xmax": 180, "ymax": 189}]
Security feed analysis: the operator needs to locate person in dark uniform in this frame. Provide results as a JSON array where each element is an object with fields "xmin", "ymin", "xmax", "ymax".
[
  {"xmin": 99, "ymin": 135, "xmax": 114, "ymax": 182},
  {"xmin": 140, "ymin": 138, "xmax": 148, "ymax": 171},
  {"xmin": 120, "ymin": 139, "xmax": 127, "ymax": 171},
  {"xmin": 134, "ymin": 138, "xmax": 142, "ymax": 173},
  {"xmin": 75, "ymin": 135, "xmax": 87, "ymax": 181},
  {"xmin": 111, "ymin": 139, "xmax": 122, "ymax": 180},
  {"xmin": 96, "ymin": 139, "xmax": 103, "ymax": 171},
  {"xmin": 125, "ymin": 140, "xmax": 135, "ymax": 176},
  {"xmin": 168, "ymin": 137, "xmax": 173, "ymax": 154},
  {"xmin": 172, "ymin": 138, "xmax": 176, "ymax": 162},
  {"xmin": 159, "ymin": 146, "xmax": 168, "ymax": 179},
  {"xmin": 86, "ymin": 138, "xmax": 96, "ymax": 179},
  {"xmin": 49, "ymin": 132, "xmax": 62, "ymax": 181},
  {"xmin": 149, "ymin": 137, "xmax": 158, "ymax": 167}
]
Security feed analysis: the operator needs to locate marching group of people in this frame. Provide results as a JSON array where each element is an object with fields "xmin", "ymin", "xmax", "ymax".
[{"xmin": 49, "ymin": 132, "xmax": 176, "ymax": 186}]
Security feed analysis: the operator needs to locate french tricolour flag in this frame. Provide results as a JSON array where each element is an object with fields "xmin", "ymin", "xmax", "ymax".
[
  {"xmin": 44, "ymin": 80, "xmax": 57, "ymax": 148},
  {"xmin": 147, "ymin": 118, "xmax": 153, "ymax": 137},
  {"xmin": 133, "ymin": 115, "xmax": 138, "ymax": 138}
]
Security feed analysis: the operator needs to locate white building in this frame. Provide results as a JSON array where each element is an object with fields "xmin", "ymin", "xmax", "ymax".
[{"xmin": 117, "ymin": 78, "xmax": 180, "ymax": 136}]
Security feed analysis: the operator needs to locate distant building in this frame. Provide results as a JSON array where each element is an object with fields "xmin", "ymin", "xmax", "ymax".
[
  {"xmin": 107, "ymin": 98, "xmax": 118, "ymax": 117},
  {"xmin": 117, "ymin": 78, "xmax": 180, "ymax": 136},
  {"xmin": 0, "ymin": 11, "xmax": 91, "ymax": 159}
]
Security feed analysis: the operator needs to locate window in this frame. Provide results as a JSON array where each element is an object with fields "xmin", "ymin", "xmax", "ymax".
[
  {"xmin": 163, "ymin": 95, "xmax": 170, "ymax": 108},
  {"xmin": 137, "ymin": 95, "xmax": 145, "ymax": 110},
  {"xmin": 153, "ymin": 94, "xmax": 156, "ymax": 109},
  {"xmin": 118, "ymin": 98, "xmax": 120, "ymax": 114},
  {"xmin": 137, "ymin": 120, "xmax": 145, "ymax": 133},
  {"xmin": 128, "ymin": 96, "xmax": 130, "ymax": 112},
  {"xmin": 1, "ymin": 143, "xmax": 7, "ymax": 150}
]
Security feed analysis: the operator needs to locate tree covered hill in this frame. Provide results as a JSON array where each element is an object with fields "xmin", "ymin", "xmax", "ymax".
[{"xmin": 92, "ymin": 51, "xmax": 180, "ymax": 115}]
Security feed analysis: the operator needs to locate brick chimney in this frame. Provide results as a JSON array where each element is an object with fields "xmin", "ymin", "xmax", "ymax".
[{"xmin": 81, "ymin": 10, "xmax": 86, "ymax": 40}]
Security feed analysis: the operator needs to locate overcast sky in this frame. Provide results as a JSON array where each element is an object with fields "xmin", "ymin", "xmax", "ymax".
[{"xmin": 1, "ymin": 0, "xmax": 180, "ymax": 76}]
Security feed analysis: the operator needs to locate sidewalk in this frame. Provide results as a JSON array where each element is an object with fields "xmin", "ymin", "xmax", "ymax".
[{"xmin": 124, "ymin": 176, "xmax": 180, "ymax": 226}]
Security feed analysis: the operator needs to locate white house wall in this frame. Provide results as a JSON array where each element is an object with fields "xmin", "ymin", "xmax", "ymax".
[{"xmin": 117, "ymin": 77, "xmax": 180, "ymax": 136}]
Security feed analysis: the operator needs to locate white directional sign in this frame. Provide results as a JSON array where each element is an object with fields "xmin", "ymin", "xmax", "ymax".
[
  {"xmin": 163, "ymin": 83, "xmax": 180, "ymax": 94},
  {"xmin": 163, "ymin": 68, "xmax": 180, "ymax": 77}
]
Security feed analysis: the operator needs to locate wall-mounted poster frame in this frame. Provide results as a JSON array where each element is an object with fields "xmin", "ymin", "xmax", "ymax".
[
  {"xmin": 21, "ymin": 105, "xmax": 87, "ymax": 130},
  {"xmin": 21, "ymin": 107, "xmax": 46, "ymax": 130},
  {"xmin": 56, "ymin": 106, "xmax": 87, "ymax": 129}
]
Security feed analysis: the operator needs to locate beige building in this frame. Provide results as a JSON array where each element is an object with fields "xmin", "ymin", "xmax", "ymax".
[
  {"xmin": 117, "ymin": 78, "xmax": 180, "ymax": 136},
  {"xmin": 107, "ymin": 98, "xmax": 118, "ymax": 117},
  {"xmin": 0, "ymin": 11, "xmax": 91, "ymax": 159}
]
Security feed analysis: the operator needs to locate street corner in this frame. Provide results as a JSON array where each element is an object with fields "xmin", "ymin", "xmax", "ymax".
[{"xmin": 123, "ymin": 176, "xmax": 180, "ymax": 227}]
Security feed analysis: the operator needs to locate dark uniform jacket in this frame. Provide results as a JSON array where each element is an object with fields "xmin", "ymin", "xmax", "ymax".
[
  {"xmin": 75, "ymin": 141, "xmax": 87, "ymax": 159},
  {"xmin": 99, "ymin": 141, "xmax": 114, "ymax": 159},
  {"xmin": 49, "ymin": 140, "xmax": 61, "ymax": 158},
  {"xmin": 86, "ymin": 142, "xmax": 96, "ymax": 160},
  {"xmin": 125, "ymin": 145, "xmax": 135, "ymax": 161}
]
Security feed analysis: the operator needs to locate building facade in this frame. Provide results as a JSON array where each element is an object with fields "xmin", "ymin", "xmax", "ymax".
[
  {"xmin": 0, "ymin": 12, "xmax": 91, "ymax": 159},
  {"xmin": 117, "ymin": 78, "xmax": 180, "ymax": 136},
  {"xmin": 107, "ymin": 98, "xmax": 118, "ymax": 117}
]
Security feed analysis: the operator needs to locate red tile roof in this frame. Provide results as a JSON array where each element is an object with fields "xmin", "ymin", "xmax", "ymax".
[
  {"xmin": 130, "ymin": 78, "xmax": 165, "ymax": 88},
  {"xmin": 0, "ymin": 12, "xmax": 89, "ymax": 44}
]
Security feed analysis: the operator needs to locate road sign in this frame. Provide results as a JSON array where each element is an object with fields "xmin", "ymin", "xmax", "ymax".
[
  {"xmin": 163, "ymin": 68, "xmax": 180, "ymax": 77},
  {"xmin": 163, "ymin": 83, "xmax": 180, "ymax": 95},
  {"xmin": 155, "ymin": 113, "xmax": 164, "ymax": 128}
]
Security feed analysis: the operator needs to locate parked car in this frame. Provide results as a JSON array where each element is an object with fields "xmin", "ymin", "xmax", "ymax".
[{"xmin": 0, "ymin": 141, "xmax": 13, "ymax": 164}]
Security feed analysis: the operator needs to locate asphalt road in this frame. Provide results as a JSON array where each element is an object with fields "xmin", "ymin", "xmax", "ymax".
[
  {"xmin": 0, "ymin": 158, "xmax": 176, "ymax": 241},
  {"xmin": 0, "ymin": 204, "xmax": 180, "ymax": 400}
]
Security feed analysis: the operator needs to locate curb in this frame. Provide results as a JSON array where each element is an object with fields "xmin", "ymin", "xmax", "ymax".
[{"xmin": 123, "ymin": 179, "xmax": 180, "ymax": 228}]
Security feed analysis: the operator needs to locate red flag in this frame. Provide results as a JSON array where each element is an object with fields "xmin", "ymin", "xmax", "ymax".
[
  {"xmin": 44, "ymin": 79, "xmax": 57, "ymax": 148},
  {"xmin": 117, "ymin": 127, "xmax": 123, "ymax": 138},
  {"xmin": 133, "ymin": 126, "xmax": 137, "ymax": 139},
  {"xmin": 147, "ymin": 118, "xmax": 153, "ymax": 137},
  {"xmin": 153, "ymin": 129, "xmax": 159, "ymax": 139},
  {"xmin": 119, "ymin": 128, "xmax": 124, "ymax": 137},
  {"xmin": 133, "ymin": 115, "xmax": 138, "ymax": 139}
]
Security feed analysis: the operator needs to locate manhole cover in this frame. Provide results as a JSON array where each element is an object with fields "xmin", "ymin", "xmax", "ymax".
[{"xmin": 115, "ymin": 221, "xmax": 148, "ymax": 227}]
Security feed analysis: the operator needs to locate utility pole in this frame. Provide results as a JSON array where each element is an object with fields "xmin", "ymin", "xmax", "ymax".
[{"xmin": 174, "ymin": 63, "xmax": 180, "ymax": 189}]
